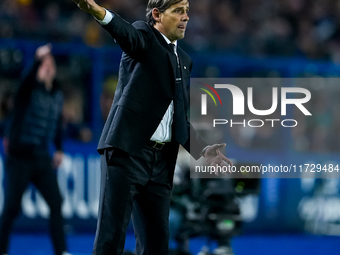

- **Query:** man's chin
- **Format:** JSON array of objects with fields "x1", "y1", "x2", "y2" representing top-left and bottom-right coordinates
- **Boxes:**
[{"x1": 176, "y1": 33, "x2": 185, "y2": 40}]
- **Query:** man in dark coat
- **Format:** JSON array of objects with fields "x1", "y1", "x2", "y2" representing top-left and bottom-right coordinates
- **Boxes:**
[
  {"x1": 0, "y1": 44, "x2": 69, "y2": 255},
  {"x1": 72, "y1": 0, "x2": 232, "y2": 254}
]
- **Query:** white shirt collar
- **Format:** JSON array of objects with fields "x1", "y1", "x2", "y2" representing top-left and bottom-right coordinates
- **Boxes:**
[{"x1": 160, "y1": 32, "x2": 177, "y2": 48}]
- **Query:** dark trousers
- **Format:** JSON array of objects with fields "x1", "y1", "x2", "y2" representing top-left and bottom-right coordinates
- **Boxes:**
[
  {"x1": 92, "y1": 142, "x2": 179, "y2": 255},
  {"x1": 0, "y1": 154, "x2": 66, "y2": 255}
]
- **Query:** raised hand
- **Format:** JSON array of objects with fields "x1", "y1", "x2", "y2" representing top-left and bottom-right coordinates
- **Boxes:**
[
  {"x1": 35, "y1": 43, "x2": 52, "y2": 60},
  {"x1": 71, "y1": 0, "x2": 106, "y2": 20}
]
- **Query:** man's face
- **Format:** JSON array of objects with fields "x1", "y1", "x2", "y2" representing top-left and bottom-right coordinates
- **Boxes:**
[
  {"x1": 154, "y1": 0, "x2": 189, "y2": 42},
  {"x1": 37, "y1": 54, "x2": 56, "y2": 85}
]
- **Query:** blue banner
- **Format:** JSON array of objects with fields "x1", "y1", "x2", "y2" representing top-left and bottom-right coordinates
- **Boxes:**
[{"x1": 1, "y1": 144, "x2": 340, "y2": 234}]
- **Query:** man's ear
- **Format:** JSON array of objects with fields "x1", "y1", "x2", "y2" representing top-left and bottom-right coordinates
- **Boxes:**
[{"x1": 152, "y1": 8, "x2": 161, "y2": 23}]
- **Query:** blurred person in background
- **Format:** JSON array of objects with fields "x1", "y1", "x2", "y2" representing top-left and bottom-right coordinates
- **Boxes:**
[
  {"x1": 62, "y1": 94, "x2": 93, "y2": 143},
  {"x1": 0, "y1": 44, "x2": 70, "y2": 255},
  {"x1": 72, "y1": 0, "x2": 233, "y2": 254}
]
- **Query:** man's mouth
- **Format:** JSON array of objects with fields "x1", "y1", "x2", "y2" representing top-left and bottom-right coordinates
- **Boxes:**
[{"x1": 178, "y1": 25, "x2": 186, "y2": 30}]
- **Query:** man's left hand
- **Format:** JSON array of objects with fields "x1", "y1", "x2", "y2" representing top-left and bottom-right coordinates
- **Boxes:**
[{"x1": 203, "y1": 143, "x2": 233, "y2": 175}]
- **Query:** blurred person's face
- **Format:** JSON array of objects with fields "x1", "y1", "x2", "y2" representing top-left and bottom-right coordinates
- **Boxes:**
[
  {"x1": 37, "y1": 54, "x2": 56, "y2": 88},
  {"x1": 153, "y1": 0, "x2": 189, "y2": 43}
]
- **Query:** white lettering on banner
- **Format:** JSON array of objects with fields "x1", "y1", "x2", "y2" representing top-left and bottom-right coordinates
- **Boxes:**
[
  {"x1": 15, "y1": 153, "x2": 101, "y2": 219},
  {"x1": 0, "y1": 155, "x2": 4, "y2": 215},
  {"x1": 237, "y1": 195, "x2": 259, "y2": 222},
  {"x1": 73, "y1": 155, "x2": 90, "y2": 219},
  {"x1": 58, "y1": 153, "x2": 74, "y2": 219},
  {"x1": 21, "y1": 184, "x2": 57, "y2": 219},
  {"x1": 58, "y1": 154, "x2": 96, "y2": 219},
  {"x1": 21, "y1": 187, "x2": 38, "y2": 218},
  {"x1": 87, "y1": 155, "x2": 101, "y2": 217},
  {"x1": 299, "y1": 197, "x2": 340, "y2": 222}
]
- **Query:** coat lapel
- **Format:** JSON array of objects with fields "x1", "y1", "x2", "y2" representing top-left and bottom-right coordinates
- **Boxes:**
[
  {"x1": 151, "y1": 26, "x2": 178, "y2": 86},
  {"x1": 151, "y1": 26, "x2": 190, "y2": 113},
  {"x1": 178, "y1": 49, "x2": 190, "y2": 114}
]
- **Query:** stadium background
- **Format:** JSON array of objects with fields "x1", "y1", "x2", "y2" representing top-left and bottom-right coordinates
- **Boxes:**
[{"x1": 1, "y1": 0, "x2": 340, "y2": 254}]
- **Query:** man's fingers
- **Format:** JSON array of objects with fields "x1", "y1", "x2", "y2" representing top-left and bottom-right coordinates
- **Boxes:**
[
  {"x1": 208, "y1": 154, "x2": 233, "y2": 167},
  {"x1": 36, "y1": 44, "x2": 52, "y2": 57},
  {"x1": 214, "y1": 151, "x2": 233, "y2": 166},
  {"x1": 209, "y1": 159, "x2": 224, "y2": 176},
  {"x1": 72, "y1": 0, "x2": 91, "y2": 12},
  {"x1": 209, "y1": 159, "x2": 219, "y2": 167},
  {"x1": 221, "y1": 160, "x2": 232, "y2": 174},
  {"x1": 73, "y1": 0, "x2": 82, "y2": 4},
  {"x1": 208, "y1": 155, "x2": 233, "y2": 175},
  {"x1": 220, "y1": 160, "x2": 228, "y2": 175},
  {"x1": 210, "y1": 143, "x2": 226, "y2": 151},
  {"x1": 220, "y1": 153, "x2": 233, "y2": 166}
]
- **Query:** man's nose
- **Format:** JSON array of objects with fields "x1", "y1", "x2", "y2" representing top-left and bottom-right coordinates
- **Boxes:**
[{"x1": 182, "y1": 12, "x2": 189, "y2": 21}]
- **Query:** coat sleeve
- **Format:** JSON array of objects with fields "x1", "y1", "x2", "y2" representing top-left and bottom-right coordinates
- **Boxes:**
[
  {"x1": 101, "y1": 12, "x2": 152, "y2": 57},
  {"x1": 17, "y1": 60, "x2": 41, "y2": 99},
  {"x1": 54, "y1": 92, "x2": 64, "y2": 152},
  {"x1": 182, "y1": 122, "x2": 208, "y2": 160}
]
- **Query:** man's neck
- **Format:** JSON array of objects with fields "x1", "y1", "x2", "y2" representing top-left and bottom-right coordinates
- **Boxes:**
[{"x1": 159, "y1": 31, "x2": 177, "y2": 46}]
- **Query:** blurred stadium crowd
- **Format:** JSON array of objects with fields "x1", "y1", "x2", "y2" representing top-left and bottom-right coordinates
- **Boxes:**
[
  {"x1": 1, "y1": 0, "x2": 340, "y2": 59},
  {"x1": 1, "y1": 0, "x2": 340, "y2": 153}
]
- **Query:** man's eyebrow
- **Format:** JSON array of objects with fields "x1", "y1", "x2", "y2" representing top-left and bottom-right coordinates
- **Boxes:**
[{"x1": 173, "y1": 6, "x2": 190, "y2": 11}]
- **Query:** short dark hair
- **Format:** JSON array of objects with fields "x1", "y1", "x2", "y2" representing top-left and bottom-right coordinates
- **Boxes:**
[{"x1": 146, "y1": 0, "x2": 188, "y2": 26}]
